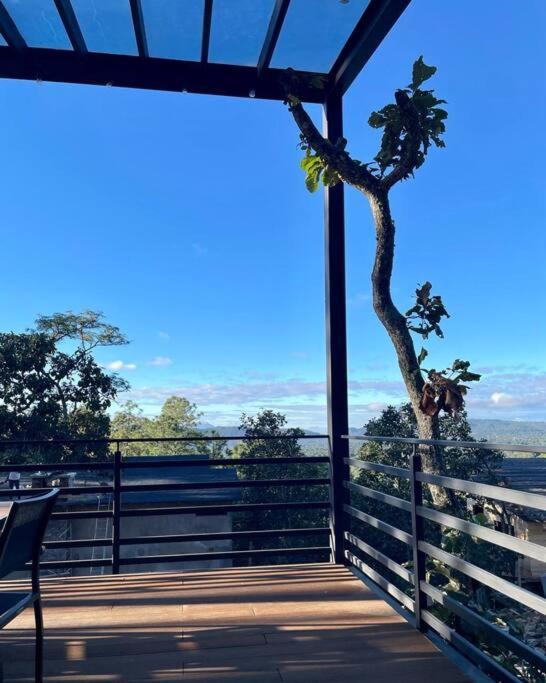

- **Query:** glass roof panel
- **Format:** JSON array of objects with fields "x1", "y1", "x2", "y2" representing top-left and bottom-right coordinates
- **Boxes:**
[
  {"x1": 3, "y1": 0, "x2": 71, "y2": 50},
  {"x1": 71, "y1": 0, "x2": 137, "y2": 55},
  {"x1": 209, "y1": 0, "x2": 274, "y2": 67},
  {"x1": 141, "y1": 0, "x2": 203, "y2": 61},
  {"x1": 0, "y1": 33, "x2": 6, "y2": 46},
  {"x1": 271, "y1": 0, "x2": 370, "y2": 73}
]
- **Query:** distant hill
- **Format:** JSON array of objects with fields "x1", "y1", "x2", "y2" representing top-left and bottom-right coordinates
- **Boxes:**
[
  {"x1": 468, "y1": 419, "x2": 546, "y2": 448},
  {"x1": 198, "y1": 419, "x2": 546, "y2": 453}
]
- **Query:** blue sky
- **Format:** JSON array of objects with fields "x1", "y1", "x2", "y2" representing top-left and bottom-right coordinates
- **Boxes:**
[{"x1": 1, "y1": 1, "x2": 545, "y2": 428}]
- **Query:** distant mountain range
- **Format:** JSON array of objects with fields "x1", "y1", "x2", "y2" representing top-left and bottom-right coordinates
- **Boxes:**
[
  {"x1": 467, "y1": 419, "x2": 546, "y2": 448},
  {"x1": 198, "y1": 419, "x2": 546, "y2": 450}
]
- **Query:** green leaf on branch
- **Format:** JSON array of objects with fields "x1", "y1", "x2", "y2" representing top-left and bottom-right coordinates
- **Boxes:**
[
  {"x1": 406, "y1": 281, "x2": 450, "y2": 340},
  {"x1": 365, "y1": 57, "x2": 447, "y2": 178},
  {"x1": 410, "y1": 56, "x2": 437, "y2": 90},
  {"x1": 300, "y1": 150, "x2": 326, "y2": 193}
]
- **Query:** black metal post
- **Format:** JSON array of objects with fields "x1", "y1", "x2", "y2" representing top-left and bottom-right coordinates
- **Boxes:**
[
  {"x1": 410, "y1": 446, "x2": 427, "y2": 630},
  {"x1": 323, "y1": 94, "x2": 350, "y2": 565},
  {"x1": 112, "y1": 447, "x2": 121, "y2": 575}
]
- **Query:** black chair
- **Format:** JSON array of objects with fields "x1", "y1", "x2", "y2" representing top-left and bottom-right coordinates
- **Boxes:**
[{"x1": 0, "y1": 489, "x2": 59, "y2": 683}]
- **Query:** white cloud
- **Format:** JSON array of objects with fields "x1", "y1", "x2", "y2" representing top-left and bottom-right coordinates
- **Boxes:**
[
  {"x1": 157, "y1": 331, "x2": 170, "y2": 341},
  {"x1": 466, "y1": 370, "x2": 546, "y2": 418},
  {"x1": 118, "y1": 369, "x2": 546, "y2": 425},
  {"x1": 104, "y1": 360, "x2": 137, "y2": 371},
  {"x1": 491, "y1": 392, "x2": 514, "y2": 405},
  {"x1": 148, "y1": 356, "x2": 173, "y2": 367},
  {"x1": 125, "y1": 378, "x2": 403, "y2": 407}
]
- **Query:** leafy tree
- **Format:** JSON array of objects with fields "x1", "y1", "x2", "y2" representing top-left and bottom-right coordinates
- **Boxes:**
[
  {"x1": 110, "y1": 401, "x2": 154, "y2": 455},
  {"x1": 351, "y1": 403, "x2": 504, "y2": 571},
  {"x1": 111, "y1": 396, "x2": 228, "y2": 458},
  {"x1": 0, "y1": 311, "x2": 129, "y2": 463},
  {"x1": 232, "y1": 410, "x2": 328, "y2": 564},
  {"x1": 284, "y1": 59, "x2": 482, "y2": 505}
]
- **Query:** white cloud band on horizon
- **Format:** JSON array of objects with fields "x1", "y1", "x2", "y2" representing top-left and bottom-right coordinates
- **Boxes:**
[
  {"x1": 125, "y1": 377, "x2": 404, "y2": 406},
  {"x1": 120, "y1": 369, "x2": 546, "y2": 424}
]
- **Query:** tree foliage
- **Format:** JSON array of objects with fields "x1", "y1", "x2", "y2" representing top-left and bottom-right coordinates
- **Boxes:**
[
  {"x1": 111, "y1": 396, "x2": 228, "y2": 458},
  {"x1": 0, "y1": 311, "x2": 129, "y2": 463},
  {"x1": 405, "y1": 282, "x2": 481, "y2": 418},
  {"x1": 368, "y1": 56, "x2": 447, "y2": 178},
  {"x1": 232, "y1": 410, "x2": 328, "y2": 564}
]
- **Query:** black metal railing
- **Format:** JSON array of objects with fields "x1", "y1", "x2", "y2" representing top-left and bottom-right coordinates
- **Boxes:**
[
  {"x1": 2, "y1": 432, "x2": 546, "y2": 680},
  {"x1": 342, "y1": 435, "x2": 546, "y2": 683},
  {"x1": 0, "y1": 435, "x2": 331, "y2": 572}
]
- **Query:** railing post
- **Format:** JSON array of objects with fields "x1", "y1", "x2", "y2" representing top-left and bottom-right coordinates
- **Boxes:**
[
  {"x1": 323, "y1": 93, "x2": 350, "y2": 565},
  {"x1": 112, "y1": 446, "x2": 121, "y2": 575},
  {"x1": 410, "y1": 445, "x2": 426, "y2": 631}
]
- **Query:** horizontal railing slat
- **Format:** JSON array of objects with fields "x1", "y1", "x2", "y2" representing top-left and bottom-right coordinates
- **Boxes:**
[
  {"x1": 343, "y1": 434, "x2": 545, "y2": 455},
  {"x1": 52, "y1": 510, "x2": 113, "y2": 520},
  {"x1": 345, "y1": 550, "x2": 415, "y2": 612},
  {"x1": 35, "y1": 558, "x2": 112, "y2": 570},
  {"x1": 122, "y1": 455, "x2": 330, "y2": 468},
  {"x1": 416, "y1": 472, "x2": 546, "y2": 511},
  {"x1": 344, "y1": 504, "x2": 412, "y2": 545},
  {"x1": 420, "y1": 609, "x2": 520, "y2": 683},
  {"x1": 44, "y1": 538, "x2": 113, "y2": 549},
  {"x1": 0, "y1": 485, "x2": 112, "y2": 497},
  {"x1": 421, "y1": 582, "x2": 546, "y2": 672},
  {"x1": 345, "y1": 457, "x2": 410, "y2": 479},
  {"x1": 344, "y1": 480, "x2": 411, "y2": 512},
  {"x1": 0, "y1": 434, "x2": 329, "y2": 446},
  {"x1": 119, "y1": 546, "x2": 330, "y2": 565},
  {"x1": 120, "y1": 527, "x2": 330, "y2": 545},
  {"x1": 0, "y1": 462, "x2": 111, "y2": 472},
  {"x1": 344, "y1": 531, "x2": 413, "y2": 584},
  {"x1": 419, "y1": 541, "x2": 546, "y2": 615},
  {"x1": 417, "y1": 505, "x2": 546, "y2": 563},
  {"x1": 121, "y1": 501, "x2": 330, "y2": 517},
  {"x1": 120, "y1": 477, "x2": 329, "y2": 493}
]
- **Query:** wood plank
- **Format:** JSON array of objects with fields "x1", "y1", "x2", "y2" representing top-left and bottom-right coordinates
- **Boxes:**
[{"x1": 0, "y1": 563, "x2": 469, "y2": 682}]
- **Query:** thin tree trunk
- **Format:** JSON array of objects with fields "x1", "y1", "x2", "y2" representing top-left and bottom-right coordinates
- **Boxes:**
[
  {"x1": 367, "y1": 190, "x2": 449, "y2": 507},
  {"x1": 284, "y1": 98, "x2": 452, "y2": 507}
]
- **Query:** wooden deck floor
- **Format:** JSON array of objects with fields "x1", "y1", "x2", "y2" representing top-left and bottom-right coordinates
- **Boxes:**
[{"x1": 0, "y1": 563, "x2": 469, "y2": 683}]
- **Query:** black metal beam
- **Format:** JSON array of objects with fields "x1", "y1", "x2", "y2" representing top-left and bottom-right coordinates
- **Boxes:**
[
  {"x1": 257, "y1": 0, "x2": 290, "y2": 74},
  {"x1": 201, "y1": 0, "x2": 213, "y2": 63},
  {"x1": 323, "y1": 94, "x2": 350, "y2": 565},
  {"x1": 328, "y1": 0, "x2": 411, "y2": 97},
  {"x1": 0, "y1": 2, "x2": 25, "y2": 49},
  {"x1": 0, "y1": 47, "x2": 326, "y2": 102},
  {"x1": 53, "y1": 0, "x2": 87, "y2": 53},
  {"x1": 129, "y1": 0, "x2": 148, "y2": 58}
]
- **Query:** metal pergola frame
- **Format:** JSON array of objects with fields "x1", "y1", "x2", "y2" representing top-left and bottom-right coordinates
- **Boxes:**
[{"x1": 0, "y1": 0, "x2": 411, "y2": 564}]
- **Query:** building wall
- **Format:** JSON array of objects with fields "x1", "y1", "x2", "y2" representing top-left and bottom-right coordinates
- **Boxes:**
[{"x1": 68, "y1": 511, "x2": 234, "y2": 575}]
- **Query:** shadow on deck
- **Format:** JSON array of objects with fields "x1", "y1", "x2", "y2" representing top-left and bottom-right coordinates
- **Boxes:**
[{"x1": 0, "y1": 563, "x2": 469, "y2": 682}]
